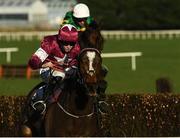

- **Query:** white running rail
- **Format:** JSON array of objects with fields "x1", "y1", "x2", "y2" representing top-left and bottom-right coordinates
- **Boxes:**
[
  {"x1": 101, "y1": 52, "x2": 142, "y2": 71},
  {"x1": 1, "y1": 30, "x2": 180, "y2": 41},
  {"x1": 0, "y1": 47, "x2": 19, "y2": 63}
]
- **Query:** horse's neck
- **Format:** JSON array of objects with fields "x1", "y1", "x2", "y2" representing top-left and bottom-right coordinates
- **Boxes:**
[
  {"x1": 79, "y1": 28, "x2": 104, "y2": 52},
  {"x1": 58, "y1": 81, "x2": 94, "y2": 116},
  {"x1": 61, "y1": 86, "x2": 94, "y2": 115},
  {"x1": 72, "y1": 89, "x2": 94, "y2": 112}
]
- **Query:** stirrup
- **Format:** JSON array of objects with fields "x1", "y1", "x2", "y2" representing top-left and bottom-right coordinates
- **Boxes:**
[
  {"x1": 98, "y1": 101, "x2": 109, "y2": 115},
  {"x1": 32, "y1": 100, "x2": 46, "y2": 114}
]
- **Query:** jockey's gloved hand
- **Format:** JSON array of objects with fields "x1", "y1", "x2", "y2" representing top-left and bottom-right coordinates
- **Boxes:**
[
  {"x1": 54, "y1": 76, "x2": 63, "y2": 83},
  {"x1": 65, "y1": 66, "x2": 78, "y2": 79}
]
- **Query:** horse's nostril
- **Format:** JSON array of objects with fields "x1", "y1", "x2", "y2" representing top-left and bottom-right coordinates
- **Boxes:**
[{"x1": 87, "y1": 70, "x2": 95, "y2": 76}]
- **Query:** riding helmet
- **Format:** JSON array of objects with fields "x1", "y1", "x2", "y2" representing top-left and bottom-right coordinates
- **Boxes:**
[{"x1": 58, "y1": 24, "x2": 78, "y2": 42}]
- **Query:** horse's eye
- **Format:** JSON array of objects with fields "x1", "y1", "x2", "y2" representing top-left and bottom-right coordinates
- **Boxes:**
[
  {"x1": 82, "y1": 58, "x2": 88, "y2": 63},
  {"x1": 93, "y1": 56, "x2": 100, "y2": 62},
  {"x1": 94, "y1": 61, "x2": 100, "y2": 68},
  {"x1": 93, "y1": 60, "x2": 98, "y2": 64}
]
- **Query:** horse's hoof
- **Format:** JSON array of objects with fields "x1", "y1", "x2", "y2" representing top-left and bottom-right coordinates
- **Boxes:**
[{"x1": 21, "y1": 125, "x2": 32, "y2": 137}]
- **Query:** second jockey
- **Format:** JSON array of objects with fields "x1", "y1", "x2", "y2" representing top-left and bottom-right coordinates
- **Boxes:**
[
  {"x1": 28, "y1": 24, "x2": 80, "y2": 113},
  {"x1": 61, "y1": 3, "x2": 98, "y2": 32},
  {"x1": 62, "y1": 3, "x2": 109, "y2": 113}
]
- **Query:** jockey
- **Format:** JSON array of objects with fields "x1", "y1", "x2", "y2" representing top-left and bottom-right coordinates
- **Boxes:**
[
  {"x1": 28, "y1": 24, "x2": 80, "y2": 114},
  {"x1": 61, "y1": 3, "x2": 98, "y2": 32}
]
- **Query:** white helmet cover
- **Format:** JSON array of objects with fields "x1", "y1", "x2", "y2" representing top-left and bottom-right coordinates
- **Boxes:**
[{"x1": 73, "y1": 3, "x2": 90, "y2": 18}]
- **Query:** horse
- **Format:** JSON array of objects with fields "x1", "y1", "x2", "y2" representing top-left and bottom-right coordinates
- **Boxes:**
[
  {"x1": 20, "y1": 47, "x2": 103, "y2": 136},
  {"x1": 44, "y1": 48, "x2": 103, "y2": 136}
]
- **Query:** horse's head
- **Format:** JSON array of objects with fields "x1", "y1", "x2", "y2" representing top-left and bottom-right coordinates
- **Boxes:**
[
  {"x1": 78, "y1": 48, "x2": 102, "y2": 96},
  {"x1": 78, "y1": 24, "x2": 104, "y2": 52}
]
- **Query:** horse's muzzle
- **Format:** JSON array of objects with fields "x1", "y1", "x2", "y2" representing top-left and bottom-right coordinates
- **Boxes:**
[
  {"x1": 85, "y1": 76, "x2": 97, "y2": 84},
  {"x1": 88, "y1": 91, "x2": 97, "y2": 97},
  {"x1": 87, "y1": 70, "x2": 95, "y2": 76}
]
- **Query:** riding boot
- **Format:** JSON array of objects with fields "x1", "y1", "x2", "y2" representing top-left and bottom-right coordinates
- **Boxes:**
[
  {"x1": 97, "y1": 80, "x2": 109, "y2": 114},
  {"x1": 31, "y1": 81, "x2": 56, "y2": 114},
  {"x1": 46, "y1": 76, "x2": 64, "y2": 104}
]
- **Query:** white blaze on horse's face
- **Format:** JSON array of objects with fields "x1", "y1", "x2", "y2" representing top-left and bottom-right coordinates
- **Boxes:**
[{"x1": 86, "y1": 51, "x2": 96, "y2": 76}]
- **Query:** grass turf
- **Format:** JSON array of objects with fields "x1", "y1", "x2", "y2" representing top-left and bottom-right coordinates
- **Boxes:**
[{"x1": 0, "y1": 38, "x2": 180, "y2": 95}]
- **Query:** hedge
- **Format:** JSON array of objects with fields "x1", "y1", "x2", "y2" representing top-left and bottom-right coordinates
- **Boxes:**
[{"x1": 0, "y1": 94, "x2": 179, "y2": 136}]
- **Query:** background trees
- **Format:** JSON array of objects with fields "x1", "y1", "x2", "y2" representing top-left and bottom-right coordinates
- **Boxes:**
[{"x1": 78, "y1": 0, "x2": 180, "y2": 30}]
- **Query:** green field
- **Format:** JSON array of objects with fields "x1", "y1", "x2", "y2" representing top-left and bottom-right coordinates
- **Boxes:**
[{"x1": 1, "y1": 38, "x2": 180, "y2": 95}]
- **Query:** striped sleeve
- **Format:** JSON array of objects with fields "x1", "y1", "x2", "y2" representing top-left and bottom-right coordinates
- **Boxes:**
[{"x1": 34, "y1": 48, "x2": 48, "y2": 62}]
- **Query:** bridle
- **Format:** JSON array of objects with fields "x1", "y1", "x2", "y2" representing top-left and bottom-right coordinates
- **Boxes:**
[
  {"x1": 78, "y1": 48, "x2": 101, "y2": 97},
  {"x1": 79, "y1": 48, "x2": 101, "y2": 58}
]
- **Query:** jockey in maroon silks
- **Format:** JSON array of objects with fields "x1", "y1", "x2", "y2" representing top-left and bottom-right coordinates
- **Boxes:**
[{"x1": 28, "y1": 24, "x2": 80, "y2": 114}]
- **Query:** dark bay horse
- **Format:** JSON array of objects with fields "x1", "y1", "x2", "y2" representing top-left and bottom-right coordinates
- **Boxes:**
[
  {"x1": 44, "y1": 25, "x2": 105, "y2": 136},
  {"x1": 44, "y1": 48, "x2": 103, "y2": 136}
]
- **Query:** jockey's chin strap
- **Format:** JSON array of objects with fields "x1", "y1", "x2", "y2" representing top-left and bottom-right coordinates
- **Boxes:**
[{"x1": 56, "y1": 102, "x2": 94, "y2": 119}]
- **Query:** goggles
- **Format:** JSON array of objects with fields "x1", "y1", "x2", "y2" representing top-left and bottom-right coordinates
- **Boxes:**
[
  {"x1": 74, "y1": 17, "x2": 87, "y2": 22},
  {"x1": 60, "y1": 41, "x2": 76, "y2": 46}
]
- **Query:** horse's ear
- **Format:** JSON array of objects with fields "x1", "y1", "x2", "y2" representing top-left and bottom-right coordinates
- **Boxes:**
[{"x1": 89, "y1": 21, "x2": 99, "y2": 30}]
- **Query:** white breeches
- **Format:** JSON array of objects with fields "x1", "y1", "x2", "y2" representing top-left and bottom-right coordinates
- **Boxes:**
[{"x1": 39, "y1": 67, "x2": 65, "y2": 83}]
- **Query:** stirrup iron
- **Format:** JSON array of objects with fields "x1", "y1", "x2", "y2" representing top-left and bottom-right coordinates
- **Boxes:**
[
  {"x1": 32, "y1": 100, "x2": 46, "y2": 114},
  {"x1": 98, "y1": 101, "x2": 109, "y2": 115}
]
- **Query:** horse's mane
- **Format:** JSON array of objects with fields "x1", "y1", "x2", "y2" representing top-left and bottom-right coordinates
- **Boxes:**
[{"x1": 78, "y1": 24, "x2": 104, "y2": 52}]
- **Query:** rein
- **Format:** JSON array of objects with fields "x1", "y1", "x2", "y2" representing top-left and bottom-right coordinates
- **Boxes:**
[
  {"x1": 56, "y1": 76, "x2": 97, "y2": 119},
  {"x1": 57, "y1": 102, "x2": 94, "y2": 118},
  {"x1": 54, "y1": 48, "x2": 101, "y2": 118}
]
